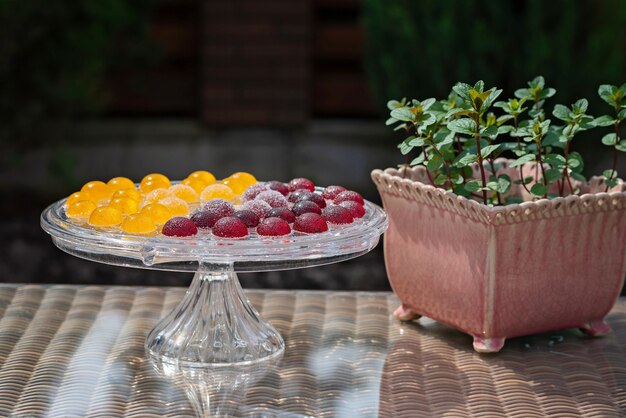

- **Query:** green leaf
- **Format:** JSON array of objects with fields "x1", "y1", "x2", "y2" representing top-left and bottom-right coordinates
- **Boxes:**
[
  {"x1": 447, "y1": 118, "x2": 477, "y2": 135},
  {"x1": 619, "y1": 108, "x2": 626, "y2": 121},
  {"x1": 420, "y1": 98, "x2": 436, "y2": 110},
  {"x1": 540, "y1": 88, "x2": 556, "y2": 99},
  {"x1": 427, "y1": 154, "x2": 443, "y2": 171},
  {"x1": 480, "y1": 126, "x2": 498, "y2": 137},
  {"x1": 604, "y1": 169, "x2": 618, "y2": 180},
  {"x1": 543, "y1": 153, "x2": 566, "y2": 167},
  {"x1": 433, "y1": 173, "x2": 448, "y2": 186},
  {"x1": 509, "y1": 154, "x2": 536, "y2": 167},
  {"x1": 445, "y1": 108, "x2": 472, "y2": 118},
  {"x1": 544, "y1": 168, "x2": 562, "y2": 184},
  {"x1": 408, "y1": 137, "x2": 425, "y2": 147},
  {"x1": 385, "y1": 117, "x2": 397, "y2": 126},
  {"x1": 573, "y1": 98, "x2": 588, "y2": 113},
  {"x1": 455, "y1": 152, "x2": 478, "y2": 166},
  {"x1": 481, "y1": 144, "x2": 501, "y2": 158},
  {"x1": 495, "y1": 174, "x2": 511, "y2": 193},
  {"x1": 552, "y1": 104, "x2": 571, "y2": 121},
  {"x1": 598, "y1": 84, "x2": 617, "y2": 106},
  {"x1": 571, "y1": 172, "x2": 586, "y2": 182},
  {"x1": 390, "y1": 107, "x2": 416, "y2": 122},
  {"x1": 616, "y1": 141, "x2": 626, "y2": 152},
  {"x1": 452, "y1": 82, "x2": 472, "y2": 100},
  {"x1": 410, "y1": 153, "x2": 425, "y2": 166},
  {"x1": 398, "y1": 137, "x2": 416, "y2": 155},
  {"x1": 568, "y1": 152, "x2": 584, "y2": 171},
  {"x1": 594, "y1": 115, "x2": 615, "y2": 127},
  {"x1": 464, "y1": 180, "x2": 482, "y2": 192},
  {"x1": 530, "y1": 183, "x2": 548, "y2": 197},
  {"x1": 602, "y1": 133, "x2": 617, "y2": 146}
]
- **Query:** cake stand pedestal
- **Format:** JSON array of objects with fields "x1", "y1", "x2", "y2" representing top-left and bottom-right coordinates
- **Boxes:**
[{"x1": 41, "y1": 189, "x2": 387, "y2": 368}]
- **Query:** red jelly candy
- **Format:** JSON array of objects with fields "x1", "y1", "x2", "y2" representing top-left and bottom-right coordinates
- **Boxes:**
[
  {"x1": 340, "y1": 201, "x2": 366, "y2": 218},
  {"x1": 257, "y1": 217, "x2": 291, "y2": 236},
  {"x1": 322, "y1": 205, "x2": 354, "y2": 224},
  {"x1": 233, "y1": 209, "x2": 260, "y2": 227},
  {"x1": 266, "y1": 207, "x2": 296, "y2": 223},
  {"x1": 288, "y1": 177, "x2": 315, "y2": 192},
  {"x1": 294, "y1": 213, "x2": 328, "y2": 233},
  {"x1": 333, "y1": 190, "x2": 364, "y2": 206},
  {"x1": 162, "y1": 217, "x2": 198, "y2": 237},
  {"x1": 292, "y1": 200, "x2": 322, "y2": 216},
  {"x1": 322, "y1": 185, "x2": 347, "y2": 200},
  {"x1": 212, "y1": 216, "x2": 249, "y2": 238}
]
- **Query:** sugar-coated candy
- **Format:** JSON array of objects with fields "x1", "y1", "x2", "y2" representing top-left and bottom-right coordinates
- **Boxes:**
[
  {"x1": 296, "y1": 192, "x2": 326, "y2": 208},
  {"x1": 162, "y1": 217, "x2": 198, "y2": 237},
  {"x1": 144, "y1": 188, "x2": 172, "y2": 205},
  {"x1": 292, "y1": 201, "x2": 322, "y2": 216},
  {"x1": 121, "y1": 214, "x2": 157, "y2": 236},
  {"x1": 322, "y1": 185, "x2": 347, "y2": 200},
  {"x1": 88, "y1": 206, "x2": 123, "y2": 228},
  {"x1": 287, "y1": 189, "x2": 312, "y2": 203},
  {"x1": 108, "y1": 197, "x2": 140, "y2": 215},
  {"x1": 200, "y1": 184, "x2": 235, "y2": 202},
  {"x1": 241, "y1": 200, "x2": 272, "y2": 218},
  {"x1": 203, "y1": 199, "x2": 235, "y2": 218},
  {"x1": 257, "y1": 217, "x2": 291, "y2": 236},
  {"x1": 140, "y1": 173, "x2": 171, "y2": 194},
  {"x1": 190, "y1": 210, "x2": 221, "y2": 229},
  {"x1": 294, "y1": 213, "x2": 328, "y2": 233},
  {"x1": 333, "y1": 190, "x2": 364, "y2": 206},
  {"x1": 188, "y1": 170, "x2": 216, "y2": 186},
  {"x1": 267, "y1": 181, "x2": 289, "y2": 196},
  {"x1": 107, "y1": 177, "x2": 136, "y2": 191},
  {"x1": 339, "y1": 201, "x2": 365, "y2": 218},
  {"x1": 233, "y1": 209, "x2": 260, "y2": 227},
  {"x1": 169, "y1": 184, "x2": 199, "y2": 203},
  {"x1": 81, "y1": 181, "x2": 113, "y2": 202},
  {"x1": 266, "y1": 207, "x2": 296, "y2": 224},
  {"x1": 288, "y1": 178, "x2": 315, "y2": 192},
  {"x1": 158, "y1": 197, "x2": 189, "y2": 217},
  {"x1": 66, "y1": 200, "x2": 97, "y2": 219},
  {"x1": 255, "y1": 190, "x2": 288, "y2": 208},
  {"x1": 112, "y1": 188, "x2": 142, "y2": 203},
  {"x1": 242, "y1": 183, "x2": 269, "y2": 201},
  {"x1": 141, "y1": 203, "x2": 173, "y2": 225},
  {"x1": 322, "y1": 205, "x2": 354, "y2": 224},
  {"x1": 212, "y1": 216, "x2": 249, "y2": 238}
]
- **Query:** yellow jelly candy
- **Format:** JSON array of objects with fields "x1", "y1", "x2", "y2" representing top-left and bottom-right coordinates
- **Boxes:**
[
  {"x1": 121, "y1": 214, "x2": 157, "y2": 236},
  {"x1": 141, "y1": 203, "x2": 173, "y2": 225},
  {"x1": 200, "y1": 184, "x2": 235, "y2": 201},
  {"x1": 108, "y1": 197, "x2": 140, "y2": 215},
  {"x1": 67, "y1": 191, "x2": 95, "y2": 206},
  {"x1": 144, "y1": 188, "x2": 173, "y2": 205},
  {"x1": 88, "y1": 206, "x2": 123, "y2": 228},
  {"x1": 182, "y1": 177, "x2": 206, "y2": 194},
  {"x1": 158, "y1": 196, "x2": 189, "y2": 217},
  {"x1": 169, "y1": 184, "x2": 199, "y2": 203},
  {"x1": 107, "y1": 177, "x2": 136, "y2": 191},
  {"x1": 112, "y1": 188, "x2": 142, "y2": 203},
  {"x1": 140, "y1": 173, "x2": 171, "y2": 194},
  {"x1": 231, "y1": 172, "x2": 257, "y2": 188},
  {"x1": 188, "y1": 170, "x2": 216, "y2": 186},
  {"x1": 81, "y1": 181, "x2": 114, "y2": 202},
  {"x1": 66, "y1": 200, "x2": 97, "y2": 219}
]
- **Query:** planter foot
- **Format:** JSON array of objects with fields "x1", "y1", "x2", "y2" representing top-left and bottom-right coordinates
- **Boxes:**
[
  {"x1": 580, "y1": 319, "x2": 612, "y2": 337},
  {"x1": 393, "y1": 304, "x2": 422, "y2": 321},
  {"x1": 472, "y1": 336, "x2": 505, "y2": 353}
]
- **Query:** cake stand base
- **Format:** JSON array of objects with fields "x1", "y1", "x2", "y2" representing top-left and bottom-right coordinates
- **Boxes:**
[{"x1": 145, "y1": 264, "x2": 284, "y2": 368}]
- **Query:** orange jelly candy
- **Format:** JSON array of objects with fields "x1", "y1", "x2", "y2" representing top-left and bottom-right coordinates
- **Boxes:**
[
  {"x1": 107, "y1": 177, "x2": 136, "y2": 191},
  {"x1": 188, "y1": 170, "x2": 216, "y2": 186},
  {"x1": 81, "y1": 181, "x2": 114, "y2": 202},
  {"x1": 158, "y1": 196, "x2": 189, "y2": 217},
  {"x1": 121, "y1": 214, "x2": 157, "y2": 236},
  {"x1": 66, "y1": 200, "x2": 97, "y2": 219},
  {"x1": 140, "y1": 173, "x2": 171, "y2": 194},
  {"x1": 169, "y1": 184, "x2": 199, "y2": 203},
  {"x1": 112, "y1": 188, "x2": 142, "y2": 203},
  {"x1": 88, "y1": 206, "x2": 123, "y2": 228},
  {"x1": 141, "y1": 203, "x2": 173, "y2": 225},
  {"x1": 67, "y1": 191, "x2": 96, "y2": 206},
  {"x1": 108, "y1": 197, "x2": 140, "y2": 215},
  {"x1": 200, "y1": 184, "x2": 235, "y2": 201},
  {"x1": 182, "y1": 177, "x2": 206, "y2": 194}
]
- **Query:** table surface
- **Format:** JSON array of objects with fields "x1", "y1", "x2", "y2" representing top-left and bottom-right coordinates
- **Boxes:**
[{"x1": 0, "y1": 285, "x2": 625, "y2": 418}]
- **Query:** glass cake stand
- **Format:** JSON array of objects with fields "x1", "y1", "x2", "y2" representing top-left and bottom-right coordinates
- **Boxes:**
[{"x1": 41, "y1": 188, "x2": 387, "y2": 369}]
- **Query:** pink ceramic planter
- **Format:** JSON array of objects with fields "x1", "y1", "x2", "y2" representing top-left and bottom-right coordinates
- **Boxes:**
[{"x1": 372, "y1": 161, "x2": 626, "y2": 353}]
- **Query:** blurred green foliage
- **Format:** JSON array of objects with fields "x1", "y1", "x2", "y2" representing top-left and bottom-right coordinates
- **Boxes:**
[
  {"x1": 0, "y1": 0, "x2": 156, "y2": 148},
  {"x1": 363, "y1": 0, "x2": 626, "y2": 113}
]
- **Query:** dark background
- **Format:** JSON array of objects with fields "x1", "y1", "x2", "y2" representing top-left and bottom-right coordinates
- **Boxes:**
[{"x1": 1, "y1": 0, "x2": 626, "y2": 291}]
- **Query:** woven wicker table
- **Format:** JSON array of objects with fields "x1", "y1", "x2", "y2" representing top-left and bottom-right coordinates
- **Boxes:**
[{"x1": 0, "y1": 284, "x2": 625, "y2": 418}]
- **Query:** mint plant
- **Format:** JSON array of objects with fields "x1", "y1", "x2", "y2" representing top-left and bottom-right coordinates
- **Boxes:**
[{"x1": 386, "y1": 76, "x2": 624, "y2": 206}]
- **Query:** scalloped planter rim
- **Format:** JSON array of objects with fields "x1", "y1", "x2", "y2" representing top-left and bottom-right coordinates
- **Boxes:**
[{"x1": 371, "y1": 163, "x2": 626, "y2": 353}]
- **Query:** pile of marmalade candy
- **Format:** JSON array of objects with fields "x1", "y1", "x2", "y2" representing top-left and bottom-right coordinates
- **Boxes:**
[{"x1": 63, "y1": 171, "x2": 366, "y2": 238}]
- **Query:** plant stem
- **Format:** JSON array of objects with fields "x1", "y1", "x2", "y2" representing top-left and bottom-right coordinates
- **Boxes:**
[
  {"x1": 421, "y1": 145, "x2": 436, "y2": 186},
  {"x1": 536, "y1": 137, "x2": 548, "y2": 199},
  {"x1": 487, "y1": 147, "x2": 502, "y2": 205},
  {"x1": 513, "y1": 115, "x2": 532, "y2": 195},
  {"x1": 474, "y1": 115, "x2": 488, "y2": 205},
  {"x1": 605, "y1": 115, "x2": 621, "y2": 192},
  {"x1": 561, "y1": 141, "x2": 574, "y2": 195},
  {"x1": 428, "y1": 137, "x2": 452, "y2": 189}
]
